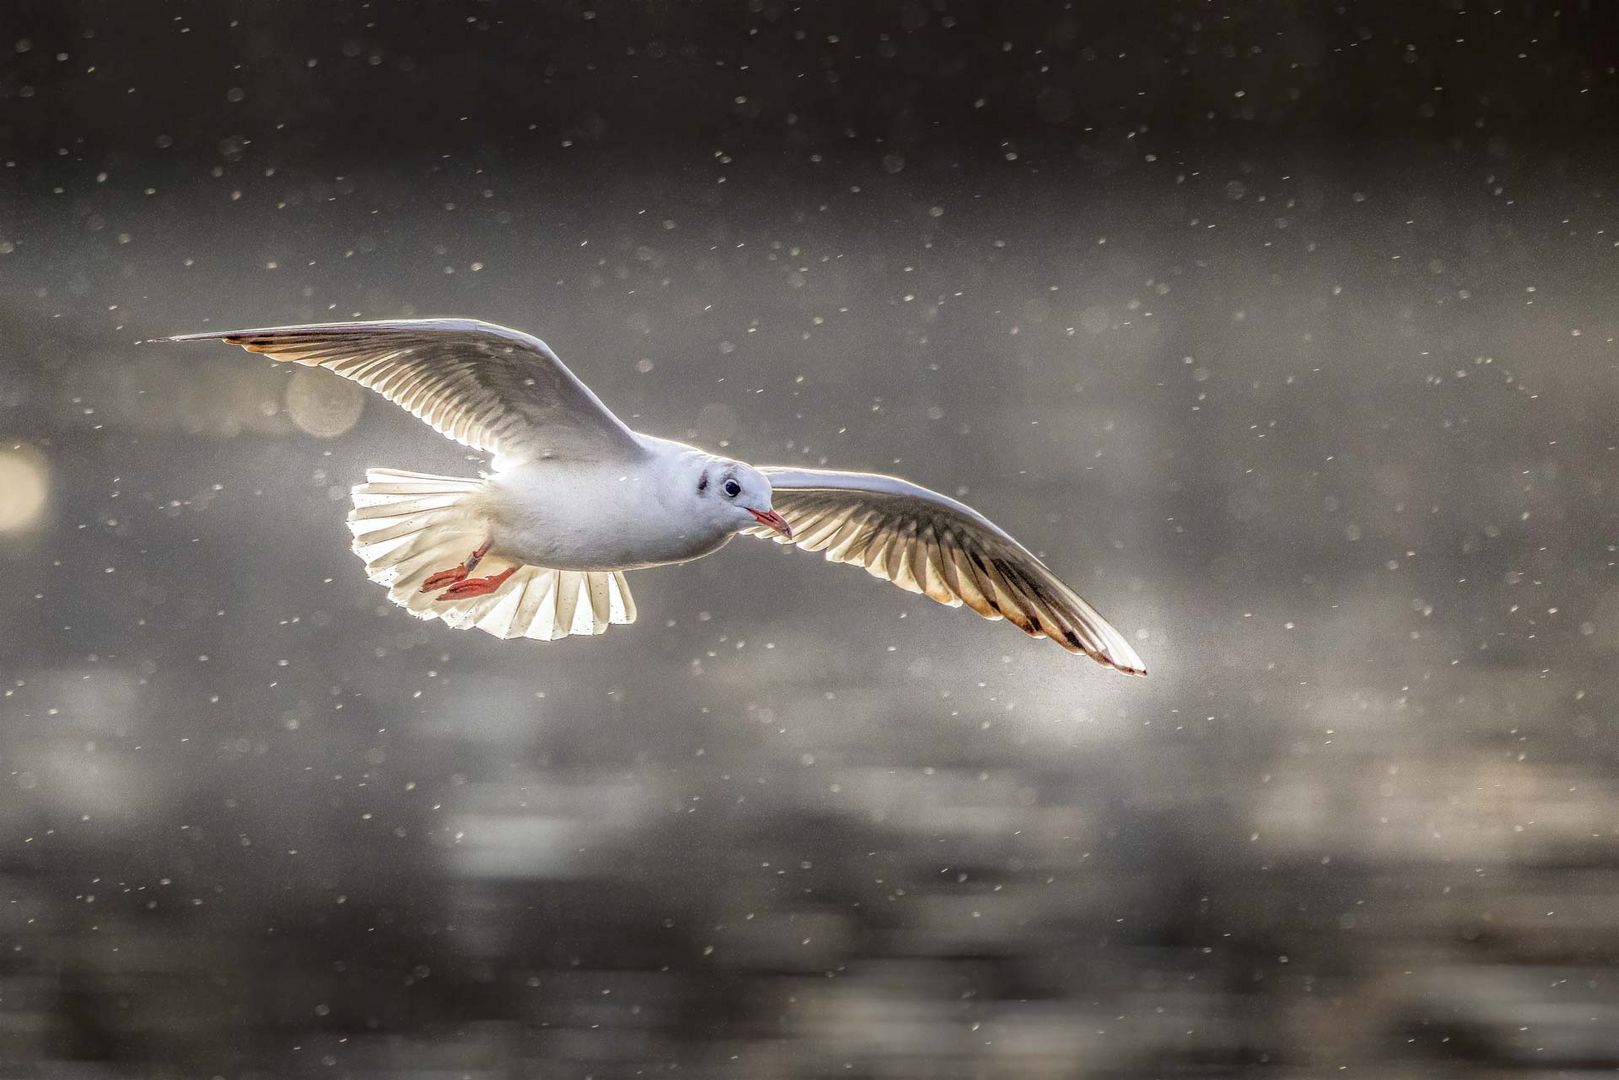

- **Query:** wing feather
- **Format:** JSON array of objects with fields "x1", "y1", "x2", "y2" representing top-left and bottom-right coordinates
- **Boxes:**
[
  {"x1": 171, "y1": 318, "x2": 643, "y2": 465},
  {"x1": 749, "y1": 467, "x2": 1146, "y2": 675},
  {"x1": 799, "y1": 512, "x2": 845, "y2": 552},
  {"x1": 893, "y1": 520, "x2": 927, "y2": 595},
  {"x1": 936, "y1": 533, "x2": 990, "y2": 617}
]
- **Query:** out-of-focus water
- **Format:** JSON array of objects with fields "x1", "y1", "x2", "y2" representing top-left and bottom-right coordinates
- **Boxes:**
[{"x1": 5, "y1": 3, "x2": 1619, "y2": 1077}]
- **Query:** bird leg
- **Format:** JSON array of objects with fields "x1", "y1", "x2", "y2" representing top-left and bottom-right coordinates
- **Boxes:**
[
  {"x1": 421, "y1": 540, "x2": 491, "y2": 593},
  {"x1": 435, "y1": 565, "x2": 515, "y2": 601}
]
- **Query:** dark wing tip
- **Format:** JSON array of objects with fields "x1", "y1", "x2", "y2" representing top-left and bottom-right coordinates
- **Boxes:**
[
  {"x1": 1099, "y1": 651, "x2": 1149, "y2": 676},
  {"x1": 1060, "y1": 626, "x2": 1148, "y2": 676},
  {"x1": 164, "y1": 330, "x2": 290, "y2": 352},
  {"x1": 164, "y1": 330, "x2": 247, "y2": 344}
]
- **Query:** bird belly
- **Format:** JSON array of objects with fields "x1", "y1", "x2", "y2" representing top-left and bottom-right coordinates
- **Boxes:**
[
  {"x1": 500, "y1": 519, "x2": 732, "y2": 571},
  {"x1": 483, "y1": 468, "x2": 731, "y2": 571}
]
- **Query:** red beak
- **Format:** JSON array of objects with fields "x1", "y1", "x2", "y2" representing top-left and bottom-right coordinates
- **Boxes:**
[{"x1": 749, "y1": 508, "x2": 793, "y2": 539}]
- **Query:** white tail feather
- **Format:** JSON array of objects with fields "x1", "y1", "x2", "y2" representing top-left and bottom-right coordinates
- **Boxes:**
[{"x1": 346, "y1": 468, "x2": 636, "y2": 640}]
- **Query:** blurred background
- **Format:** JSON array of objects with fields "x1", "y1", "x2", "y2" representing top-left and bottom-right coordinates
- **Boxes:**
[{"x1": 4, "y1": 1, "x2": 1619, "y2": 1076}]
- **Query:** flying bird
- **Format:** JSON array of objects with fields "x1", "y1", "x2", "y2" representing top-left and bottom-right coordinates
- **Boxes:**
[{"x1": 172, "y1": 319, "x2": 1146, "y2": 675}]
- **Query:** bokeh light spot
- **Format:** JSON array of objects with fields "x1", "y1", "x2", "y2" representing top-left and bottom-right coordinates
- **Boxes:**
[
  {"x1": 285, "y1": 369, "x2": 365, "y2": 438},
  {"x1": 0, "y1": 443, "x2": 49, "y2": 533}
]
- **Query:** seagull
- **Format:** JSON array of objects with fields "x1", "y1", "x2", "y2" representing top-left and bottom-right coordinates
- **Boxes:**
[{"x1": 171, "y1": 319, "x2": 1146, "y2": 675}]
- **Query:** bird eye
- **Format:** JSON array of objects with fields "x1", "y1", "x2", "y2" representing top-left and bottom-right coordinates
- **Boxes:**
[{"x1": 722, "y1": 478, "x2": 742, "y2": 498}]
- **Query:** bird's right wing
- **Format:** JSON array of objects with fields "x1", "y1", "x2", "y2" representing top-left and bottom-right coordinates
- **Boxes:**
[
  {"x1": 171, "y1": 319, "x2": 644, "y2": 465},
  {"x1": 746, "y1": 467, "x2": 1146, "y2": 675}
]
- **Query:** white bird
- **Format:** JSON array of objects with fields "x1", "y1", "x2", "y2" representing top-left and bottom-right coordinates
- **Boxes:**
[{"x1": 172, "y1": 319, "x2": 1146, "y2": 675}]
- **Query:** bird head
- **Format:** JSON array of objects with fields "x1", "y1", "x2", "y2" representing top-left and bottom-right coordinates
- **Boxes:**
[{"x1": 692, "y1": 459, "x2": 791, "y2": 539}]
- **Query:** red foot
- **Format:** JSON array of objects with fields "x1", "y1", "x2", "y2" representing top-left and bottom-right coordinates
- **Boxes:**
[
  {"x1": 421, "y1": 541, "x2": 492, "y2": 593},
  {"x1": 435, "y1": 565, "x2": 515, "y2": 601},
  {"x1": 422, "y1": 565, "x2": 468, "y2": 591}
]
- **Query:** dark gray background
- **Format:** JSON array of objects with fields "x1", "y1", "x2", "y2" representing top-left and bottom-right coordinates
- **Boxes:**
[{"x1": 4, "y1": 1, "x2": 1619, "y2": 1076}]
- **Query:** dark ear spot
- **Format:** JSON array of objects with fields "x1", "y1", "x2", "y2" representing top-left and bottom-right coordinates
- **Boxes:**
[{"x1": 697, "y1": 469, "x2": 709, "y2": 493}]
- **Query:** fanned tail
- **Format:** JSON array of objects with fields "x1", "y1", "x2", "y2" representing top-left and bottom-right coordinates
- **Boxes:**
[{"x1": 346, "y1": 467, "x2": 636, "y2": 640}]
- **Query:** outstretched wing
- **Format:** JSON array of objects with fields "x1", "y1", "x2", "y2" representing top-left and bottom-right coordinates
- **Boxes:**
[
  {"x1": 746, "y1": 467, "x2": 1146, "y2": 675},
  {"x1": 171, "y1": 318, "x2": 644, "y2": 464}
]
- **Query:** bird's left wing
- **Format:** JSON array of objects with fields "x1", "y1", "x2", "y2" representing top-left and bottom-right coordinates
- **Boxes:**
[
  {"x1": 746, "y1": 467, "x2": 1146, "y2": 675},
  {"x1": 171, "y1": 319, "x2": 644, "y2": 465}
]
